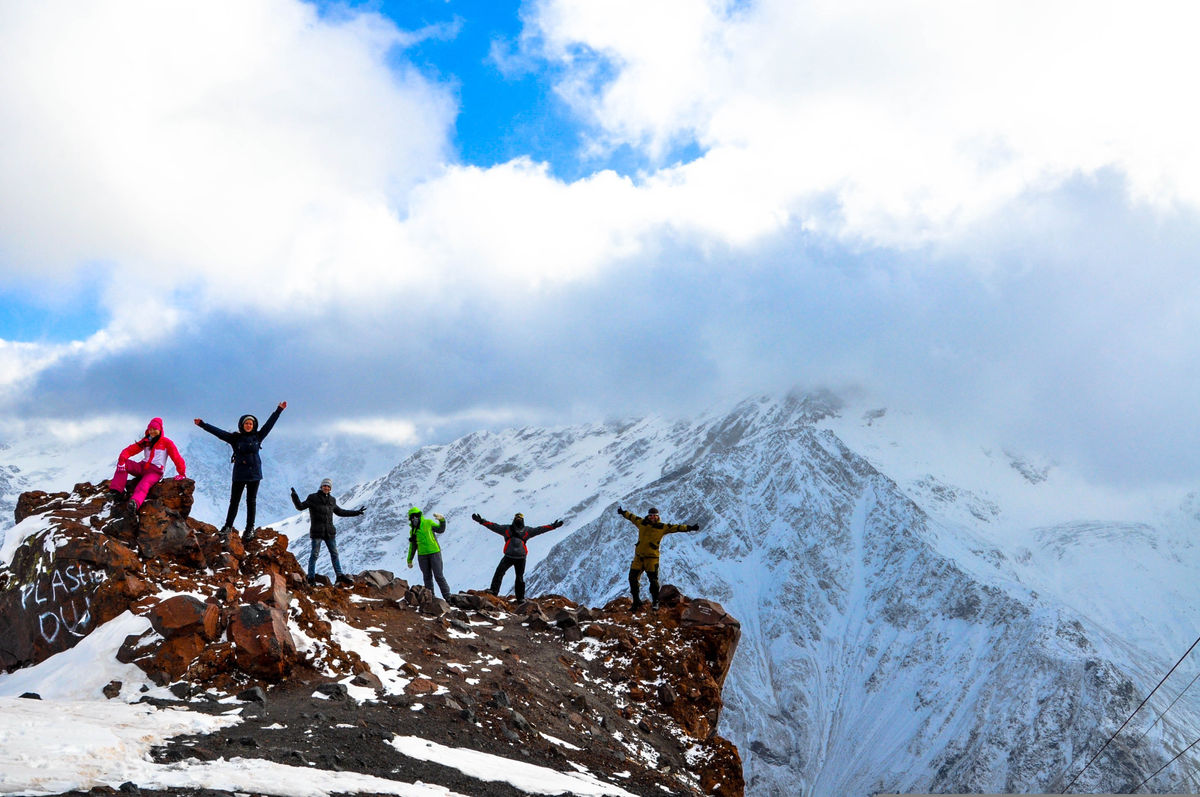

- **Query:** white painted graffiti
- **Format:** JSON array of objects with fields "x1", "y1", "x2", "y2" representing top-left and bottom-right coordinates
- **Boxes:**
[{"x1": 19, "y1": 563, "x2": 108, "y2": 644}]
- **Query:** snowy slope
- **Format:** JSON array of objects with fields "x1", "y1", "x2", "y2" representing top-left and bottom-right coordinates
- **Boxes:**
[{"x1": 310, "y1": 391, "x2": 1200, "y2": 796}]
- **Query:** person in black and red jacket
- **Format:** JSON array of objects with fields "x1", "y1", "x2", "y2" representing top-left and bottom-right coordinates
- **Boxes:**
[{"x1": 471, "y1": 511, "x2": 563, "y2": 603}]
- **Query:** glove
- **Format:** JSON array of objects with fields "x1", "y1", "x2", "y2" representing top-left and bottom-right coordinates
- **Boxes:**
[
  {"x1": 553, "y1": 519, "x2": 564, "y2": 528},
  {"x1": 193, "y1": 418, "x2": 202, "y2": 426},
  {"x1": 616, "y1": 506, "x2": 623, "y2": 515},
  {"x1": 290, "y1": 487, "x2": 298, "y2": 496},
  {"x1": 471, "y1": 513, "x2": 482, "y2": 522},
  {"x1": 689, "y1": 524, "x2": 700, "y2": 531}
]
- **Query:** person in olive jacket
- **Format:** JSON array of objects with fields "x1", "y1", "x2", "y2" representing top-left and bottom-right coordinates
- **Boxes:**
[
  {"x1": 291, "y1": 478, "x2": 365, "y2": 585},
  {"x1": 617, "y1": 505, "x2": 700, "y2": 611},
  {"x1": 471, "y1": 511, "x2": 563, "y2": 603},
  {"x1": 194, "y1": 401, "x2": 286, "y2": 544}
]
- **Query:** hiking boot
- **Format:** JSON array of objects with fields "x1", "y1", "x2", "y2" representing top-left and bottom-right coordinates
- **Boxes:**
[
  {"x1": 306, "y1": 574, "x2": 319, "y2": 586},
  {"x1": 630, "y1": 599, "x2": 643, "y2": 612},
  {"x1": 335, "y1": 574, "x2": 353, "y2": 586},
  {"x1": 241, "y1": 531, "x2": 254, "y2": 546}
]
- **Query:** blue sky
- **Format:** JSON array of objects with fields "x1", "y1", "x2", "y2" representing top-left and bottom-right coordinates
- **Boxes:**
[{"x1": 2, "y1": 0, "x2": 1200, "y2": 490}]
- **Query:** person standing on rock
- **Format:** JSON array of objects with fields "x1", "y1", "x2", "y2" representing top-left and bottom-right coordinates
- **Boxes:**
[
  {"x1": 109, "y1": 417, "x2": 187, "y2": 516},
  {"x1": 470, "y1": 511, "x2": 563, "y2": 603},
  {"x1": 617, "y1": 506, "x2": 700, "y2": 611},
  {"x1": 406, "y1": 506, "x2": 451, "y2": 600},
  {"x1": 193, "y1": 401, "x2": 286, "y2": 544},
  {"x1": 291, "y1": 478, "x2": 366, "y2": 586}
]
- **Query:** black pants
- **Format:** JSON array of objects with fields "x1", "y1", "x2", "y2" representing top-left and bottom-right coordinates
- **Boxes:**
[
  {"x1": 224, "y1": 479, "x2": 259, "y2": 533},
  {"x1": 490, "y1": 555, "x2": 527, "y2": 602},
  {"x1": 629, "y1": 565, "x2": 660, "y2": 605}
]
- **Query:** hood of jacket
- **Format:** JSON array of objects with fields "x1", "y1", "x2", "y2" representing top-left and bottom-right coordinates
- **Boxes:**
[{"x1": 238, "y1": 414, "x2": 259, "y2": 433}]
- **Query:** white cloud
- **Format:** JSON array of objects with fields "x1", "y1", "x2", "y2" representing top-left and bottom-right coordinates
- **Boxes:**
[
  {"x1": 527, "y1": 0, "x2": 1200, "y2": 246},
  {"x1": 0, "y1": 0, "x2": 455, "y2": 315}
]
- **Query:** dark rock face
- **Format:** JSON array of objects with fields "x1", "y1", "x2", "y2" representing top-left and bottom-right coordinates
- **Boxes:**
[{"x1": 1, "y1": 481, "x2": 745, "y2": 796}]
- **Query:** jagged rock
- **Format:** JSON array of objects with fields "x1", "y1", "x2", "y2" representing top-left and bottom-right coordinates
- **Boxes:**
[
  {"x1": 447, "y1": 592, "x2": 484, "y2": 610},
  {"x1": 657, "y1": 584, "x2": 683, "y2": 606},
  {"x1": 237, "y1": 686, "x2": 267, "y2": 704},
  {"x1": 351, "y1": 670, "x2": 383, "y2": 692},
  {"x1": 314, "y1": 683, "x2": 350, "y2": 700},
  {"x1": 103, "y1": 680, "x2": 122, "y2": 699},
  {"x1": 228, "y1": 602, "x2": 297, "y2": 680},
  {"x1": 419, "y1": 597, "x2": 450, "y2": 617},
  {"x1": 148, "y1": 595, "x2": 220, "y2": 641},
  {"x1": 242, "y1": 571, "x2": 291, "y2": 610}
]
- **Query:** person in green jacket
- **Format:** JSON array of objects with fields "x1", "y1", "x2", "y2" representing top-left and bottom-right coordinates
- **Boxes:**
[
  {"x1": 617, "y1": 505, "x2": 700, "y2": 611},
  {"x1": 406, "y1": 506, "x2": 451, "y2": 600}
]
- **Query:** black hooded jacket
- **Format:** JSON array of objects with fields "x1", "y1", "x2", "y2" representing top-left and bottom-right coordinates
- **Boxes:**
[
  {"x1": 291, "y1": 489, "x2": 364, "y2": 541},
  {"x1": 197, "y1": 405, "x2": 283, "y2": 481}
]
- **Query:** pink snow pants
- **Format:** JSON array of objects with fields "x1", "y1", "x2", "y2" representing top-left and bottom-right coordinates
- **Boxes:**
[{"x1": 111, "y1": 460, "x2": 163, "y2": 507}]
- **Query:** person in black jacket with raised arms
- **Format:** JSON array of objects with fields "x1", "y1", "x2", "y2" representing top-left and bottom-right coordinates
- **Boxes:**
[
  {"x1": 194, "y1": 401, "x2": 286, "y2": 544},
  {"x1": 292, "y1": 478, "x2": 365, "y2": 585},
  {"x1": 471, "y1": 511, "x2": 563, "y2": 603}
]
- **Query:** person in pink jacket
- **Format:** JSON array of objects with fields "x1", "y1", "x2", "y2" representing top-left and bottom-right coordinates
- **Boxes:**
[{"x1": 109, "y1": 417, "x2": 187, "y2": 514}]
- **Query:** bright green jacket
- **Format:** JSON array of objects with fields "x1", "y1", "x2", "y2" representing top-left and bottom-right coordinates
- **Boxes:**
[{"x1": 407, "y1": 514, "x2": 447, "y2": 562}]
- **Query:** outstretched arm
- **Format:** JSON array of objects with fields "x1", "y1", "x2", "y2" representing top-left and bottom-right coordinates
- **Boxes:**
[
  {"x1": 257, "y1": 402, "x2": 286, "y2": 441},
  {"x1": 616, "y1": 506, "x2": 641, "y2": 524},
  {"x1": 665, "y1": 521, "x2": 699, "y2": 535},
  {"x1": 333, "y1": 502, "x2": 364, "y2": 517},
  {"x1": 471, "y1": 513, "x2": 505, "y2": 535},
  {"x1": 194, "y1": 419, "x2": 235, "y2": 444},
  {"x1": 526, "y1": 519, "x2": 565, "y2": 539}
]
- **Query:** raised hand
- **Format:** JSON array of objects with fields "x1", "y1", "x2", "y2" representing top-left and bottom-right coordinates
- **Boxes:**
[
  {"x1": 278, "y1": 401, "x2": 288, "y2": 410},
  {"x1": 471, "y1": 513, "x2": 482, "y2": 522},
  {"x1": 193, "y1": 418, "x2": 202, "y2": 426}
]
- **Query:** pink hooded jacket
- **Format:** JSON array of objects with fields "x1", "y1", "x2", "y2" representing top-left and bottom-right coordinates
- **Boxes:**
[{"x1": 117, "y1": 417, "x2": 186, "y2": 476}]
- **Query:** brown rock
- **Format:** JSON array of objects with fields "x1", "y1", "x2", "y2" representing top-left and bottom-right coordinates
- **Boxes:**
[
  {"x1": 228, "y1": 602, "x2": 297, "y2": 680},
  {"x1": 148, "y1": 595, "x2": 220, "y2": 641},
  {"x1": 55, "y1": 535, "x2": 141, "y2": 572},
  {"x1": 141, "y1": 632, "x2": 207, "y2": 679},
  {"x1": 408, "y1": 677, "x2": 438, "y2": 695},
  {"x1": 243, "y1": 571, "x2": 291, "y2": 610}
]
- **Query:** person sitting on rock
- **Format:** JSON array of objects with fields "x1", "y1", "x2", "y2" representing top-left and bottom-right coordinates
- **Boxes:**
[
  {"x1": 617, "y1": 505, "x2": 700, "y2": 611},
  {"x1": 406, "y1": 506, "x2": 451, "y2": 600},
  {"x1": 291, "y1": 478, "x2": 366, "y2": 586},
  {"x1": 109, "y1": 417, "x2": 187, "y2": 516},
  {"x1": 194, "y1": 401, "x2": 286, "y2": 544},
  {"x1": 471, "y1": 511, "x2": 563, "y2": 603}
]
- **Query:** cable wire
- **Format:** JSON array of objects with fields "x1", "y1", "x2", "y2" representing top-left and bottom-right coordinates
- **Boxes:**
[
  {"x1": 1061, "y1": 634, "x2": 1200, "y2": 793},
  {"x1": 1128, "y1": 732, "x2": 1200, "y2": 793},
  {"x1": 1133, "y1": 667, "x2": 1200, "y2": 745}
]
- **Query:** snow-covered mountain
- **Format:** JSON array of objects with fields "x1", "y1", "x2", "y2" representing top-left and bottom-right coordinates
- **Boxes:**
[{"x1": 288, "y1": 391, "x2": 1200, "y2": 796}]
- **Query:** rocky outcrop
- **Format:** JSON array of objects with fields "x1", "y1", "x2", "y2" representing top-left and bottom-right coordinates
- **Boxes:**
[{"x1": 1, "y1": 481, "x2": 745, "y2": 796}]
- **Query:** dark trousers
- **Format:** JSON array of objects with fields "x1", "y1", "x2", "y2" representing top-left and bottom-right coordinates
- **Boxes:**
[
  {"x1": 308, "y1": 536, "x2": 342, "y2": 579},
  {"x1": 629, "y1": 565, "x2": 660, "y2": 605},
  {"x1": 490, "y1": 555, "x2": 528, "y2": 602},
  {"x1": 418, "y1": 551, "x2": 452, "y2": 600},
  {"x1": 224, "y1": 479, "x2": 259, "y2": 533}
]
